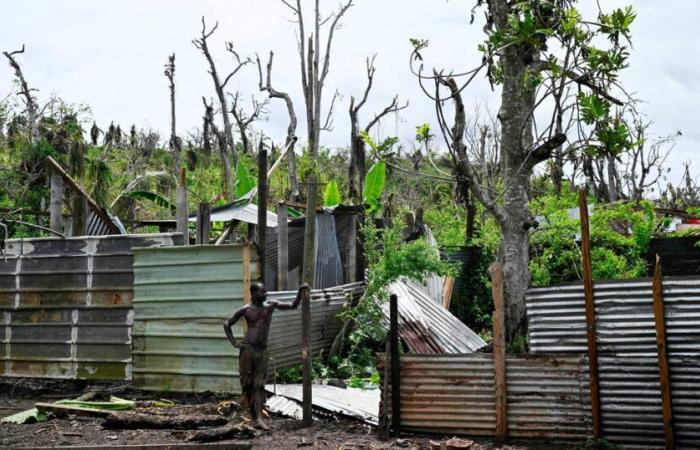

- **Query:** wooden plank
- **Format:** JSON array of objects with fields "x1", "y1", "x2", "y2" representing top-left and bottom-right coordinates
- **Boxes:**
[
  {"x1": 302, "y1": 283, "x2": 312, "y2": 426},
  {"x1": 389, "y1": 293, "x2": 401, "y2": 437},
  {"x1": 242, "y1": 240, "x2": 251, "y2": 335},
  {"x1": 579, "y1": 189, "x2": 602, "y2": 440},
  {"x1": 490, "y1": 262, "x2": 507, "y2": 443},
  {"x1": 277, "y1": 203, "x2": 289, "y2": 290},
  {"x1": 50, "y1": 172, "x2": 64, "y2": 234},
  {"x1": 196, "y1": 203, "x2": 211, "y2": 245},
  {"x1": 176, "y1": 168, "x2": 188, "y2": 245},
  {"x1": 34, "y1": 444, "x2": 251, "y2": 450},
  {"x1": 35, "y1": 402, "x2": 112, "y2": 418},
  {"x1": 442, "y1": 276, "x2": 455, "y2": 310},
  {"x1": 257, "y1": 147, "x2": 268, "y2": 284},
  {"x1": 346, "y1": 214, "x2": 357, "y2": 283},
  {"x1": 652, "y1": 255, "x2": 676, "y2": 450}
]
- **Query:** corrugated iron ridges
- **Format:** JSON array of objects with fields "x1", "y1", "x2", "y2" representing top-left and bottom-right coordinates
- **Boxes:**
[
  {"x1": 132, "y1": 245, "x2": 251, "y2": 393},
  {"x1": 0, "y1": 234, "x2": 180, "y2": 381},
  {"x1": 267, "y1": 283, "x2": 364, "y2": 369},
  {"x1": 386, "y1": 353, "x2": 589, "y2": 442},
  {"x1": 313, "y1": 214, "x2": 344, "y2": 289},
  {"x1": 526, "y1": 277, "x2": 700, "y2": 356}
]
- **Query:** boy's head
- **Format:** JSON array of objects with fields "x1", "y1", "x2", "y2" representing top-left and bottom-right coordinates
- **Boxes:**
[{"x1": 250, "y1": 282, "x2": 267, "y2": 305}]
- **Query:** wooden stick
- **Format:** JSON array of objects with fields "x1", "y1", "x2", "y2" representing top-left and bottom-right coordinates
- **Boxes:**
[
  {"x1": 104, "y1": 412, "x2": 227, "y2": 430},
  {"x1": 490, "y1": 262, "x2": 507, "y2": 443},
  {"x1": 442, "y1": 276, "x2": 455, "y2": 309},
  {"x1": 579, "y1": 188, "x2": 602, "y2": 440},
  {"x1": 301, "y1": 284, "x2": 312, "y2": 426},
  {"x1": 35, "y1": 402, "x2": 112, "y2": 418},
  {"x1": 242, "y1": 240, "x2": 251, "y2": 335},
  {"x1": 257, "y1": 146, "x2": 268, "y2": 284},
  {"x1": 277, "y1": 202, "x2": 288, "y2": 290},
  {"x1": 50, "y1": 172, "x2": 63, "y2": 234},
  {"x1": 196, "y1": 203, "x2": 211, "y2": 245},
  {"x1": 652, "y1": 255, "x2": 676, "y2": 450},
  {"x1": 176, "y1": 168, "x2": 189, "y2": 245},
  {"x1": 389, "y1": 293, "x2": 401, "y2": 437}
]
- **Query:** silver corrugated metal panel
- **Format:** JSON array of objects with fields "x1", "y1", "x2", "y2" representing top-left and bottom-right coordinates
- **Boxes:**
[
  {"x1": 526, "y1": 277, "x2": 700, "y2": 356},
  {"x1": 313, "y1": 214, "x2": 344, "y2": 289},
  {"x1": 188, "y1": 202, "x2": 280, "y2": 227},
  {"x1": 267, "y1": 282, "x2": 364, "y2": 369},
  {"x1": 0, "y1": 233, "x2": 181, "y2": 380},
  {"x1": 383, "y1": 353, "x2": 588, "y2": 441},
  {"x1": 266, "y1": 395, "x2": 303, "y2": 420},
  {"x1": 387, "y1": 280, "x2": 486, "y2": 353},
  {"x1": 265, "y1": 383, "x2": 379, "y2": 424}
]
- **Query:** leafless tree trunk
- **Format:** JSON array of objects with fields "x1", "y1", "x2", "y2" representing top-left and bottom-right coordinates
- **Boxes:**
[
  {"x1": 193, "y1": 17, "x2": 251, "y2": 197},
  {"x1": 231, "y1": 92, "x2": 268, "y2": 155},
  {"x1": 164, "y1": 54, "x2": 182, "y2": 175},
  {"x1": 348, "y1": 56, "x2": 408, "y2": 204},
  {"x1": 202, "y1": 97, "x2": 228, "y2": 192},
  {"x1": 257, "y1": 51, "x2": 300, "y2": 201},
  {"x1": 3, "y1": 45, "x2": 39, "y2": 143},
  {"x1": 282, "y1": 0, "x2": 353, "y2": 286}
]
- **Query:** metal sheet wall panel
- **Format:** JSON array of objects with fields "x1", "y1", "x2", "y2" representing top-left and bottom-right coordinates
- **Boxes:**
[
  {"x1": 383, "y1": 353, "x2": 588, "y2": 441},
  {"x1": 0, "y1": 233, "x2": 181, "y2": 380},
  {"x1": 132, "y1": 245, "x2": 251, "y2": 393}
]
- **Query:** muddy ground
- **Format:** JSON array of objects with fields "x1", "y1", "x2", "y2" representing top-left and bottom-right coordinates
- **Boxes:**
[{"x1": 0, "y1": 379, "x2": 574, "y2": 449}]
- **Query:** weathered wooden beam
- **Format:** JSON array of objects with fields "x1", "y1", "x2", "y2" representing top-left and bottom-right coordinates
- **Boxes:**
[
  {"x1": 176, "y1": 168, "x2": 189, "y2": 245},
  {"x1": 490, "y1": 262, "x2": 507, "y2": 443},
  {"x1": 277, "y1": 202, "x2": 288, "y2": 290},
  {"x1": 71, "y1": 194, "x2": 87, "y2": 237},
  {"x1": 652, "y1": 255, "x2": 676, "y2": 450},
  {"x1": 196, "y1": 203, "x2": 211, "y2": 245},
  {"x1": 50, "y1": 172, "x2": 64, "y2": 234},
  {"x1": 390, "y1": 293, "x2": 401, "y2": 437},
  {"x1": 302, "y1": 281, "x2": 312, "y2": 426},
  {"x1": 35, "y1": 402, "x2": 111, "y2": 418},
  {"x1": 346, "y1": 214, "x2": 357, "y2": 283},
  {"x1": 442, "y1": 276, "x2": 455, "y2": 310},
  {"x1": 103, "y1": 412, "x2": 226, "y2": 430},
  {"x1": 257, "y1": 146, "x2": 268, "y2": 284},
  {"x1": 579, "y1": 189, "x2": 602, "y2": 440}
]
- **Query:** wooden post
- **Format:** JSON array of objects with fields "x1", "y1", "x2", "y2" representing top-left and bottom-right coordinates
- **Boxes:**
[
  {"x1": 301, "y1": 283, "x2": 312, "y2": 426},
  {"x1": 71, "y1": 194, "x2": 87, "y2": 237},
  {"x1": 242, "y1": 240, "x2": 251, "y2": 335},
  {"x1": 346, "y1": 215, "x2": 357, "y2": 283},
  {"x1": 50, "y1": 172, "x2": 63, "y2": 235},
  {"x1": 176, "y1": 168, "x2": 189, "y2": 245},
  {"x1": 389, "y1": 293, "x2": 401, "y2": 436},
  {"x1": 579, "y1": 188, "x2": 602, "y2": 440},
  {"x1": 257, "y1": 147, "x2": 268, "y2": 284},
  {"x1": 378, "y1": 342, "x2": 391, "y2": 441},
  {"x1": 196, "y1": 203, "x2": 211, "y2": 245},
  {"x1": 652, "y1": 255, "x2": 676, "y2": 450},
  {"x1": 277, "y1": 202, "x2": 288, "y2": 290},
  {"x1": 490, "y1": 262, "x2": 507, "y2": 443},
  {"x1": 442, "y1": 276, "x2": 455, "y2": 310}
]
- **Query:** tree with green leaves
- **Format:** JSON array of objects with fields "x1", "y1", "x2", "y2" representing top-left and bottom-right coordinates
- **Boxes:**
[{"x1": 413, "y1": 0, "x2": 637, "y2": 340}]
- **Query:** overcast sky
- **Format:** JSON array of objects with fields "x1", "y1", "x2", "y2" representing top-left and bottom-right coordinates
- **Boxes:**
[{"x1": 1, "y1": 0, "x2": 698, "y2": 183}]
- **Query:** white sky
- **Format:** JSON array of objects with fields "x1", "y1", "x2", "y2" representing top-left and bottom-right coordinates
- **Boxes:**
[{"x1": 1, "y1": 0, "x2": 698, "y2": 183}]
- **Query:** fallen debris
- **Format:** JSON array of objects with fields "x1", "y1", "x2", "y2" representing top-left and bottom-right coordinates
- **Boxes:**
[
  {"x1": 188, "y1": 422, "x2": 256, "y2": 442},
  {"x1": 429, "y1": 437, "x2": 474, "y2": 449},
  {"x1": 35, "y1": 402, "x2": 113, "y2": 418},
  {"x1": 1, "y1": 407, "x2": 52, "y2": 424},
  {"x1": 103, "y1": 412, "x2": 227, "y2": 430},
  {"x1": 266, "y1": 395, "x2": 303, "y2": 420}
]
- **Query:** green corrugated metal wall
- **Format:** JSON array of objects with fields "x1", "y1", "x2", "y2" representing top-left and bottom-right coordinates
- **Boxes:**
[{"x1": 132, "y1": 244, "x2": 257, "y2": 393}]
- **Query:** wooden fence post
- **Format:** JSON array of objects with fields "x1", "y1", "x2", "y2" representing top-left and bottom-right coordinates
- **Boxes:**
[
  {"x1": 176, "y1": 168, "x2": 188, "y2": 245},
  {"x1": 196, "y1": 203, "x2": 210, "y2": 245},
  {"x1": 50, "y1": 171, "x2": 63, "y2": 235},
  {"x1": 277, "y1": 202, "x2": 288, "y2": 290},
  {"x1": 490, "y1": 262, "x2": 507, "y2": 443},
  {"x1": 242, "y1": 240, "x2": 251, "y2": 336},
  {"x1": 579, "y1": 189, "x2": 602, "y2": 440},
  {"x1": 302, "y1": 284, "x2": 312, "y2": 426},
  {"x1": 652, "y1": 255, "x2": 676, "y2": 450},
  {"x1": 257, "y1": 146, "x2": 268, "y2": 284},
  {"x1": 390, "y1": 293, "x2": 401, "y2": 436}
]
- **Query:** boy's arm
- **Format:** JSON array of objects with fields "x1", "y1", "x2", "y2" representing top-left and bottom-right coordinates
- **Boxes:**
[
  {"x1": 223, "y1": 307, "x2": 246, "y2": 348},
  {"x1": 270, "y1": 283, "x2": 310, "y2": 310}
]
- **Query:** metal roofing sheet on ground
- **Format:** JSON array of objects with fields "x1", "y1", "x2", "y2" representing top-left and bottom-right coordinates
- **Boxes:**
[{"x1": 387, "y1": 279, "x2": 486, "y2": 354}]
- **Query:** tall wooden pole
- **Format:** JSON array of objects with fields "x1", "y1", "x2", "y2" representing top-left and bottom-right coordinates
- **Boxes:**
[
  {"x1": 176, "y1": 168, "x2": 189, "y2": 245},
  {"x1": 277, "y1": 202, "x2": 288, "y2": 290},
  {"x1": 49, "y1": 172, "x2": 63, "y2": 235},
  {"x1": 196, "y1": 203, "x2": 210, "y2": 245},
  {"x1": 652, "y1": 255, "x2": 675, "y2": 450},
  {"x1": 389, "y1": 293, "x2": 401, "y2": 436},
  {"x1": 579, "y1": 188, "x2": 602, "y2": 440},
  {"x1": 301, "y1": 284, "x2": 312, "y2": 426},
  {"x1": 257, "y1": 146, "x2": 268, "y2": 284},
  {"x1": 490, "y1": 262, "x2": 508, "y2": 443}
]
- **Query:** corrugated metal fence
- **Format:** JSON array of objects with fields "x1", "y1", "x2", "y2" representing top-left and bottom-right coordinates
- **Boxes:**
[
  {"x1": 526, "y1": 277, "x2": 700, "y2": 448},
  {"x1": 384, "y1": 353, "x2": 590, "y2": 441},
  {"x1": 0, "y1": 234, "x2": 181, "y2": 380},
  {"x1": 132, "y1": 243, "x2": 363, "y2": 393}
]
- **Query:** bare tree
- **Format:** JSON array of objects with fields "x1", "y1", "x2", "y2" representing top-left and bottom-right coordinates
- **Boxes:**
[
  {"x1": 230, "y1": 91, "x2": 268, "y2": 154},
  {"x1": 202, "y1": 97, "x2": 229, "y2": 192},
  {"x1": 164, "y1": 53, "x2": 182, "y2": 174},
  {"x1": 193, "y1": 17, "x2": 251, "y2": 197},
  {"x1": 348, "y1": 55, "x2": 408, "y2": 204},
  {"x1": 3, "y1": 45, "x2": 39, "y2": 143},
  {"x1": 282, "y1": 0, "x2": 353, "y2": 285},
  {"x1": 257, "y1": 51, "x2": 301, "y2": 201}
]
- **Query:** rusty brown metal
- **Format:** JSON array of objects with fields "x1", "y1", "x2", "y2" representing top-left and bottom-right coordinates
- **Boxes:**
[
  {"x1": 490, "y1": 263, "x2": 507, "y2": 443},
  {"x1": 652, "y1": 256, "x2": 676, "y2": 450},
  {"x1": 579, "y1": 189, "x2": 602, "y2": 440}
]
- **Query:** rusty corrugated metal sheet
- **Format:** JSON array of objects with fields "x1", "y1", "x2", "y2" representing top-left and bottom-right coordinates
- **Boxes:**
[
  {"x1": 267, "y1": 282, "x2": 364, "y2": 369},
  {"x1": 383, "y1": 353, "x2": 589, "y2": 442},
  {"x1": 0, "y1": 234, "x2": 181, "y2": 380},
  {"x1": 526, "y1": 277, "x2": 700, "y2": 448},
  {"x1": 131, "y1": 244, "x2": 254, "y2": 393}
]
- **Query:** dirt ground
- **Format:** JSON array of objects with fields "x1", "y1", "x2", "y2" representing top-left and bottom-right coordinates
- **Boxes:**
[{"x1": 0, "y1": 379, "x2": 571, "y2": 449}]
